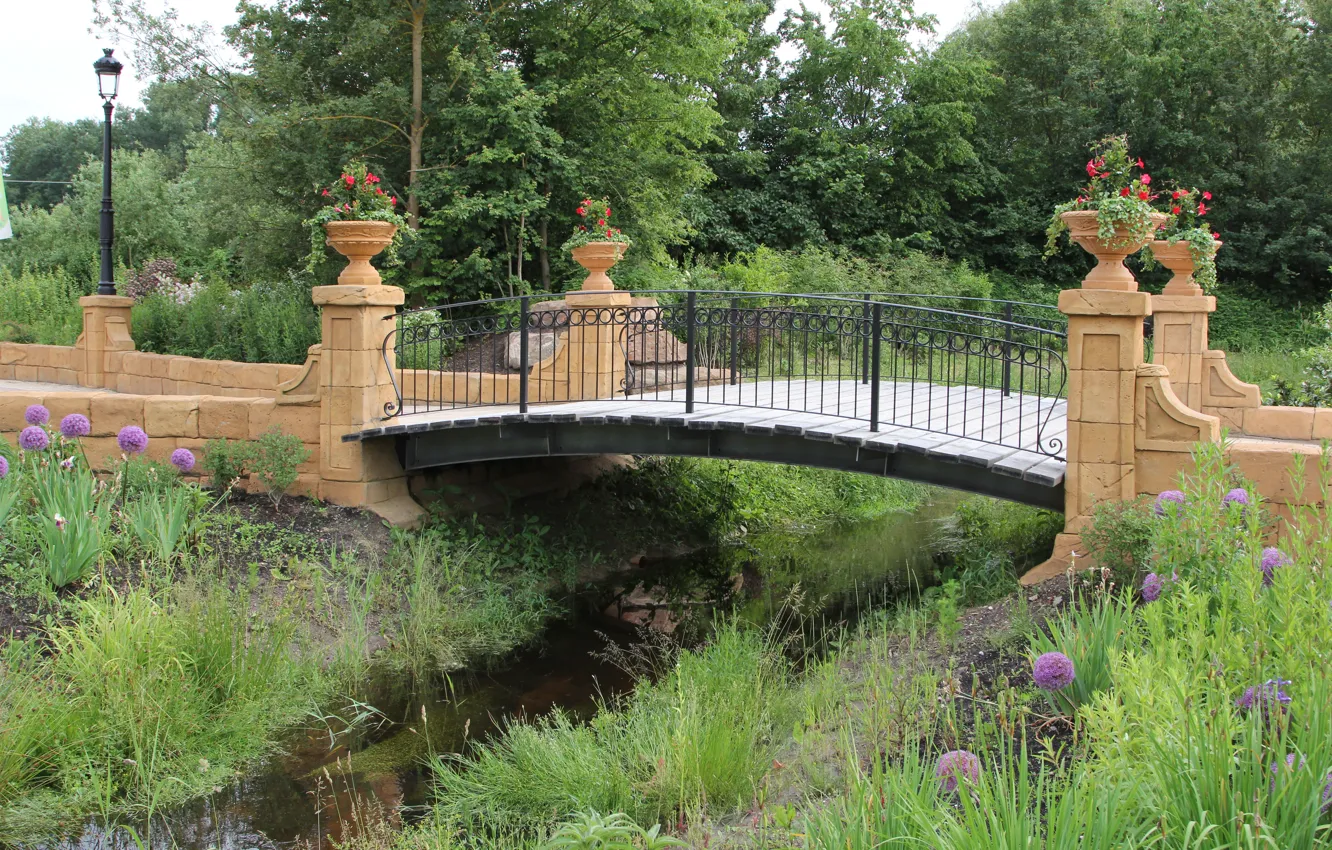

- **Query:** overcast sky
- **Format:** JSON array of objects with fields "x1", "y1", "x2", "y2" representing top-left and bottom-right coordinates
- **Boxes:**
[{"x1": 1, "y1": 0, "x2": 999, "y2": 143}]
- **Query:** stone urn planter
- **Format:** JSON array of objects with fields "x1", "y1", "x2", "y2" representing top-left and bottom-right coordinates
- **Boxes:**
[
  {"x1": 324, "y1": 220, "x2": 398, "y2": 285},
  {"x1": 1152, "y1": 238, "x2": 1221, "y2": 296},
  {"x1": 1061, "y1": 210, "x2": 1168, "y2": 291},
  {"x1": 570, "y1": 241, "x2": 628, "y2": 291}
]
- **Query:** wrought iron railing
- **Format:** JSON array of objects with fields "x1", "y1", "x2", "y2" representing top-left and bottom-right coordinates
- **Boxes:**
[{"x1": 382, "y1": 290, "x2": 1068, "y2": 458}]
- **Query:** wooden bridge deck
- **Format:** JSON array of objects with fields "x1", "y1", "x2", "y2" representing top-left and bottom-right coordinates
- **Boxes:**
[{"x1": 348, "y1": 379, "x2": 1068, "y2": 490}]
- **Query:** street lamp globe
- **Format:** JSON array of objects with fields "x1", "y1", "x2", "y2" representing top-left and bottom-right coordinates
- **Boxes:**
[{"x1": 94, "y1": 48, "x2": 123, "y2": 101}]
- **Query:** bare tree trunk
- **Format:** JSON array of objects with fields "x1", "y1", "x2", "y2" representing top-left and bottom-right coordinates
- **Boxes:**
[
  {"x1": 407, "y1": 1, "x2": 426, "y2": 230},
  {"x1": 539, "y1": 217, "x2": 551, "y2": 290},
  {"x1": 517, "y1": 211, "x2": 525, "y2": 287}
]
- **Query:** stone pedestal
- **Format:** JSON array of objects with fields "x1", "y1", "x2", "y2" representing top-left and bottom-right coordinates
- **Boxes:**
[
  {"x1": 312, "y1": 284, "x2": 424, "y2": 526},
  {"x1": 563, "y1": 289, "x2": 632, "y2": 400},
  {"x1": 1022, "y1": 288, "x2": 1152, "y2": 585},
  {"x1": 1151, "y1": 294, "x2": 1215, "y2": 412},
  {"x1": 76, "y1": 295, "x2": 135, "y2": 388}
]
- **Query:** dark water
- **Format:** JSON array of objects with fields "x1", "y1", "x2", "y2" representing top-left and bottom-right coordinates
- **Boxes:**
[{"x1": 40, "y1": 493, "x2": 958, "y2": 850}]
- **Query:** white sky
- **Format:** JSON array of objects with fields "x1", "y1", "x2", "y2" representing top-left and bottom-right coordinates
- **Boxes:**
[{"x1": 0, "y1": 0, "x2": 999, "y2": 143}]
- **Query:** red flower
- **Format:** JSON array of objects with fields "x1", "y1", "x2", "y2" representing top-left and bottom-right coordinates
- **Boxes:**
[
  {"x1": 322, "y1": 188, "x2": 330, "y2": 197},
  {"x1": 576, "y1": 207, "x2": 586, "y2": 216},
  {"x1": 606, "y1": 229, "x2": 613, "y2": 237},
  {"x1": 1212, "y1": 231, "x2": 1220, "y2": 239},
  {"x1": 366, "y1": 173, "x2": 380, "y2": 184},
  {"x1": 1140, "y1": 174, "x2": 1151, "y2": 186},
  {"x1": 1076, "y1": 196, "x2": 1088, "y2": 203},
  {"x1": 1136, "y1": 157, "x2": 1145, "y2": 168},
  {"x1": 1086, "y1": 160, "x2": 1098, "y2": 177},
  {"x1": 389, "y1": 196, "x2": 396, "y2": 205},
  {"x1": 605, "y1": 208, "x2": 611, "y2": 217},
  {"x1": 597, "y1": 218, "x2": 606, "y2": 226},
  {"x1": 343, "y1": 174, "x2": 355, "y2": 188},
  {"x1": 579, "y1": 225, "x2": 587, "y2": 231},
  {"x1": 1172, "y1": 190, "x2": 1182, "y2": 200},
  {"x1": 1120, "y1": 187, "x2": 1131, "y2": 197},
  {"x1": 1138, "y1": 191, "x2": 1150, "y2": 200},
  {"x1": 1099, "y1": 172, "x2": 1109, "y2": 179},
  {"x1": 1197, "y1": 202, "x2": 1209, "y2": 215},
  {"x1": 1202, "y1": 191, "x2": 1212, "y2": 200},
  {"x1": 1171, "y1": 206, "x2": 1181, "y2": 214}
]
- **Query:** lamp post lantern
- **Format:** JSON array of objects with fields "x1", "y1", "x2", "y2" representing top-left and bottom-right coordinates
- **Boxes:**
[{"x1": 93, "y1": 48, "x2": 123, "y2": 296}]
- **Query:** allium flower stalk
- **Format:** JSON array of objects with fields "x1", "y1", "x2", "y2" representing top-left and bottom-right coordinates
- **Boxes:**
[
  {"x1": 1141, "y1": 572, "x2": 1163, "y2": 602},
  {"x1": 19, "y1": 426, "x2": 49, "y2": 452},
  {"x1": 24, "y1": 404, "x2": 49, "y2": 426},
  {"x1": 117, "y1": 425, "x2": 149, "y2": 455},
  {"x1": 1033, "y1": 652, "x2": 1076, "y2": 691},
  {"x1": 1155, "y1": 490, "x2": 1186, "y2": 516},
  {"x1": 169, "y1": 448, "x2": 196, "y2": 473},
  {"x1": 1236, "y1": 678, "x2": 1292, "y2": 723},
  {"x1": 935, "y1": 750, "x2": 980, "y2": 793},
  {"x1": 1222, "y1": 488, "x2": 1250, "y2": 510},
  {"x1": 59, "y1": 413, "x2": 91, "y2": 438},
  {"x1": 1259, "y1": 548, "x2": 1291, "y2": 587}
]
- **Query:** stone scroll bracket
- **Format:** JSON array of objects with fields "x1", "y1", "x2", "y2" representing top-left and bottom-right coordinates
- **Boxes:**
[{"x1": 76, "y1": 295, "x2": 135, "y2": 388}]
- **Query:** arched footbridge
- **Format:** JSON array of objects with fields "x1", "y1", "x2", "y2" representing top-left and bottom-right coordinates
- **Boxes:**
[{"x1": 344, "y1": 291, "x2": 1070, "y2": 510}]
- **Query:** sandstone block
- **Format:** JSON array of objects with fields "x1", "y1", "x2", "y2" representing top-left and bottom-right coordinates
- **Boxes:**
[
  {"x1": 144, "y1": 398, "x2": 200, "y2": 438},
  {"x1": 90, "y1": 394, "x2": 147, "y2": 435},
  {"x1": 199, "y1": 397, "x2": 253, "y2": 440},
  {"x1": 1243, "y1": 406, "x2": 1315, "y2": 441}
]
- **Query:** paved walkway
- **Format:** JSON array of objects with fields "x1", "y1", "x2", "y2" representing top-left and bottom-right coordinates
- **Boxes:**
[{"x1": 0, "y1": 379, "x2": 111, "y2": 394}]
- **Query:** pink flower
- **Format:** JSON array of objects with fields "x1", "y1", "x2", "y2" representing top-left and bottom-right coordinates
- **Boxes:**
[
  {"x1": 1140, "y1": 174, "x2": 1151, "y2": 186},
  {"x1": 1203, "y1": 191, "x2": 1212, "y2": 200}
]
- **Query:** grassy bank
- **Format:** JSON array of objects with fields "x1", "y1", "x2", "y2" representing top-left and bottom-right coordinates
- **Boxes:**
[{"x1": 372, "y1": 441, "x2": 1332, "y2": 849}]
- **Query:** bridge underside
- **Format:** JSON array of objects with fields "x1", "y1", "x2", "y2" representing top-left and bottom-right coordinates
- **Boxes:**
[{"x1": 346, "y1": 401, "x2": 1066, "y2": 511}]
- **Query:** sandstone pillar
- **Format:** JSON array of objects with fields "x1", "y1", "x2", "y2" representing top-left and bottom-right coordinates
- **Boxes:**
[
  {"x1": 1023, "y1": 288, "x2": 1152, "y2": 583},
  {"x1": 1151, "y1": 293, "x2": 1214, "y2": 412},
  {"x1": 312, "y1": 284, "x2": 424, "y2": 526},
  {"x1": 76, "y1": 295, "x2": 135, "y2": 388},
  {"x1": 563, "y1": 288, "x2": 632, "y2": 400}
]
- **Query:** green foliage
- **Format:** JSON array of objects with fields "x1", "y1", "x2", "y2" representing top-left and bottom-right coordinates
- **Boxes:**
[
  {"x1": 249, "y1": 427, "x2": 311, "y2": 506},
  {"x1": 430, "y1": 624, "x2": 798, "y2": 831},
  {"x1": 562, "y1": 198, "x2": 630, "y2": 250},
  {"x1": 122, "y1": 485, "x2": 209, "y2": 565},
  {"x1": 131, "y1": 278, "x2": 320, "y2": 365},
  {"x1": 201, "y1": 437, "x2": 251, "y2": 491},
  {"x1": 1029, "y1": 595, "x2": 1135, "y2": 715},
  {"x1": 1083, "y1": 495, "x2": 1155, "y2": 588},
  {"x1": 543, "y1": 812, "x2": 684, "y2": 850},
  {"x1": 933, "y1": 496, "x2": 1064, "y2": 604},
  {"x1": 0, "y1": 267, "x2": 86, "y2": 345}
]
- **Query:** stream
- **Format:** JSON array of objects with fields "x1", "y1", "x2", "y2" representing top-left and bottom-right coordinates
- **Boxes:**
[{"x1": 45, "y1": 492, "x2": 960, "y2": 850}]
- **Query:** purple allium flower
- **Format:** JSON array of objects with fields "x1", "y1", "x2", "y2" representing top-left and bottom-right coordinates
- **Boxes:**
[
  {"x1": 0, "y1": 456, "x2": 8, "y2": 479},
  {"x1": 1155, "y1": 490, "x2": 1186, "y2": 516},
  {"x1": 1222, "y1": 488, "x2": 1250, "y2": 509},
  {"x1": 169, "y1": 448, "x2": 196, "y2": 473},
  {"x1": 935, "y1": 750, "x2": 980, "y2": 793},
  {"x1": 1237, "y1": 678, "x2": 1292, "y2": 720},
  {"x1": 24, "y1": 404, "x2": 49, "y2": 426},
  {"x1": 117, "y1": 425, "x2": 149, "y2": 455},
  {"x1": 1259, "y1": 547, "x2": 1291, "y2": 587},
  {"x1": 59, "y1": 413, "x2": 91, "y2": 438},
  {"x1": 1142, "y1": 572, "x2": 1163, "y2": 603},
  {"x1": 19, "y1": 426, "x2": 49, "y2": 452},
  {"x1": 1033, "y1": 652, "x2": 1076, "y2": 691}
]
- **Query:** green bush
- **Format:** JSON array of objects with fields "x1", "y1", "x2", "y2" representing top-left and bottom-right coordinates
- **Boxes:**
[
  {"x1": 202, "y1": 437, "x2": 251, "y2": 492},
  {"x1": 933, "y1": 496, "x2": 1064, "y2": 604},
  {"x1": 132, "y1": 277, "x2": 319, "y2": 365},
  {"x1": 0, "y1": 266, "x2": 86, "y2": 345},
  {"x1": 1082, "y1": 495, "x2": 1155, "y2": 588},
  {"x1": 249, "y1": 427, "x2": 311, "y2": 506}
]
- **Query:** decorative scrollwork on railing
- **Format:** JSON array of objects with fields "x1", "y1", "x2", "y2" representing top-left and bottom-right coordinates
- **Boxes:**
[{"x1": 379, "y1": 289, "x2": 1069, "y2": 460}]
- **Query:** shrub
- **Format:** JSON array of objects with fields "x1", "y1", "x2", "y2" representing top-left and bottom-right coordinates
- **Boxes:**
[
  {"x1": 1082, "y1": 495, "x2": 1155, "y2": 588},
  {"x1": 0, "y1": 266, "x2": 85, "y2": 345},
  {"x1": 249, "y1": 427, "x2": 311, "y2": 506},
  {"x1": 202, "y1": 437, "x2": 252, "y2": 492}
]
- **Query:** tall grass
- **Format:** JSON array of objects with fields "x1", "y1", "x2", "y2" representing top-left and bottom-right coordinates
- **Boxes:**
[
  {"x1": 429, "y1": 624, "x2": 798, "y2": 831},
  {"x1": 0, "y1": 582, "x2": 318, "y2": 837},
  {"x1": 0, "y1": 266, "x2": 86, "y2": 345}
]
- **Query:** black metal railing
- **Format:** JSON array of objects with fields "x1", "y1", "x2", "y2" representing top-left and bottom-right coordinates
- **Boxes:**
[{"x1": 382, "y1": 290, "x2": 1068, "y2": 458}]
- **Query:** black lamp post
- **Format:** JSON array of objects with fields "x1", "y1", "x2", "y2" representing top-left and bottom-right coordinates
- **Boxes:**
[{"x1": 93, "y1": 48, "x2": 123, "y2": 296}]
